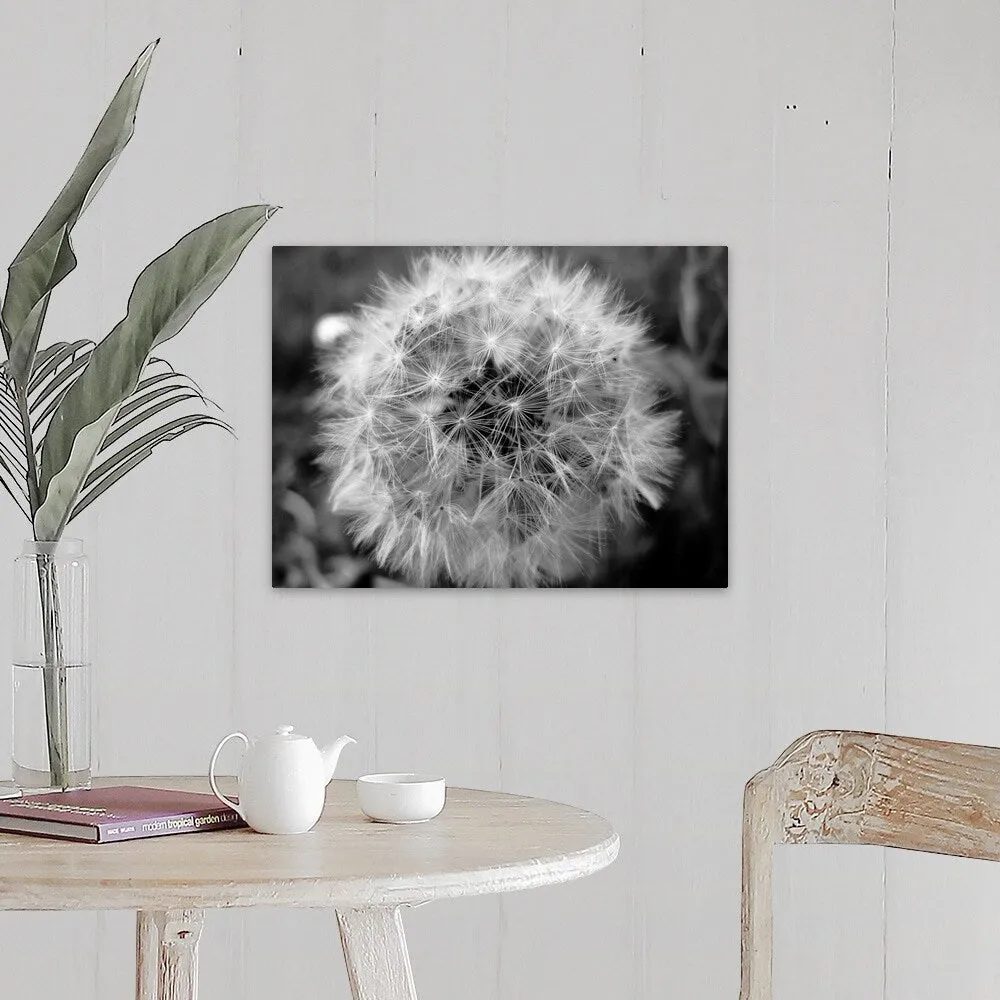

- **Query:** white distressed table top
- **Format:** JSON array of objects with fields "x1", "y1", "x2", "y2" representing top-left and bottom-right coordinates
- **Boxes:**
[{"x1": 0, "y1": 777, "x2": 619, "y2": 910}]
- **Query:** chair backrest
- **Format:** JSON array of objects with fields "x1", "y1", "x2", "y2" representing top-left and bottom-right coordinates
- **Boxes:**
[{"x1": 740, "y1": 730, "x2": 1000, "y2": 1000}]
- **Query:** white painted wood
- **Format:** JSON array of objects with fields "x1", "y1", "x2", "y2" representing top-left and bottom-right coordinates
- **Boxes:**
[
  {"x1": 337, "y1": 906, "x2": 419, "y2": 1000},
  {"x1": 0, "y1": 912, "x2": 103, "y2": 1000},
  {"x1": 498, "y1": 592, "x2": 636, "y2": 1000},
  {"x1": 740, "y1": 767, "x2": 777, "y2": 1000},
  {"x1": 136, "y1": 911, "x2": 159, "y2": 1000},
  {"x1": 885, "y1": 5, "x2": 1000, "y2": 1000},
  {"x1": 153, "y1": 909, "x2": 204, "y2": 1000},
  {"x1": 749, "y1": 1, "x2": 892, "y2": 994},
  {"x1": 635, "y1": 1, "x2": 892, "y2": 997}
]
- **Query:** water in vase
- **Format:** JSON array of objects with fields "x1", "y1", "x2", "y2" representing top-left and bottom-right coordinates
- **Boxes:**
[{"x1": 12, "y1": 661, "x2": 91, "y2": 791}]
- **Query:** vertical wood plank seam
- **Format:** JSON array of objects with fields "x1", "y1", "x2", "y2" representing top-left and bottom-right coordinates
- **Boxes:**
[
  {"x1": 231, "y1": 4, "x2": 246, "y2": 997},
  {"x1": 500, "y1": 0, "x2": 511, "y2": 241},
  {"x1": 495, "y1": 600, "x2": 504, "y2": 999},
  {"x1": 231, "y1": 0, "x2": 245, "y2": 718},
  {"x1": 495, "y1": 601, "x2": 505, "y2": 1000},
  {"x1": 93, "y1": 18, "x2": 110, "y2": 1000},
  {"x1": 365, "y1": 2, "x2": 382, "y2": 805},
  {"x1": 93, "y1": 0, "x2": 111, "y2": 786},
  {"x1": 631, "y1": 590, "x2": 643, "y2": 999},
  {"x1": 630, "y1": 11, "x2": 645, "y2": 988},
  {"x1": 637, "y1": 0, "x2": 646, "y2": 205},
  {"x1": 370, "y1": 1, "x2": 382, "y2": 244},
  {"x1": 882, "y1": 5, "x2": 897, "y2": 1000}
]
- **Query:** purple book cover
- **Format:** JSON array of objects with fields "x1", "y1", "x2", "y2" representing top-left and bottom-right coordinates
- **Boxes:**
[{"x1": 0, "y1": 785, "x2": 246, "y2": 843}]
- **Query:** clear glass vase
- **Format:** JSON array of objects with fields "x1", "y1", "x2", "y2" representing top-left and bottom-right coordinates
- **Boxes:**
[{"x1": 12, "y1": 538, "x2": 91, "y2": 791}]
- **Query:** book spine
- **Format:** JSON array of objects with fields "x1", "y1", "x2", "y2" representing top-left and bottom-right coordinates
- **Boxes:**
[{"x1": 98, "y1": 809, "x2": 244, "y2": 843}]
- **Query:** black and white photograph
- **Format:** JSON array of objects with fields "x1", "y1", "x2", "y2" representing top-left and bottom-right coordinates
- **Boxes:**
[{"x1": 273, "y1": 246, "x2": 727, "y2": 588}]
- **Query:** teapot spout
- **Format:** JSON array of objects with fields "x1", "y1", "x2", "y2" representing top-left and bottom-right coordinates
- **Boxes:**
[{"x1": 320, "y1": 734, "x2": 357, "y2": 783}]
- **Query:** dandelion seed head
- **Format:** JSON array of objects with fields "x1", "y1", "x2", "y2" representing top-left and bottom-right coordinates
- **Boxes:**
[{"x1": 318, "y1": 247, "x2": 682, "y2": 586}]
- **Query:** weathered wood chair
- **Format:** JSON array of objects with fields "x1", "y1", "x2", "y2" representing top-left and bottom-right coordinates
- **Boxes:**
[{"x1": 741, "y1": 730, "x2": 1000, "y2": 1000}]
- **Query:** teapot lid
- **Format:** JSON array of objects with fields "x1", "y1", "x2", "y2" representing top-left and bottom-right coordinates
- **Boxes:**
[{"x1": 265, "y1": 724, "x2": 309, "y2": 742}]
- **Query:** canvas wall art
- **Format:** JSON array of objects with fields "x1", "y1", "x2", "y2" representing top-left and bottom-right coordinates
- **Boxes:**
[{"x1": 272, "y1": 246, "x2": 727, "y2": 588}]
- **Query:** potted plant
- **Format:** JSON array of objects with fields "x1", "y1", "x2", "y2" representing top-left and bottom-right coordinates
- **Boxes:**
[{"x1": 1, "y1": 40, "x2": 276, "y2": 790}]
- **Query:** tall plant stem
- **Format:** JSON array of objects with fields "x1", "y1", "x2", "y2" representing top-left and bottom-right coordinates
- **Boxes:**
[
  {"x1": 15, "y1": 384, "x2": 70, "y2": 788},
  {"x1": 36, "y1": 554, "x2": 69, "y2": 788}
]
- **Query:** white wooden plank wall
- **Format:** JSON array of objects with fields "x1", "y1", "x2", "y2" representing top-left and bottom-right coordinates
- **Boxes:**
[
  {"x1": 884, "y1": 3, "x2": 1000, "y2": 999},
  {"x1": 0, "y1": 3, "x2": 993, "y2": 999}
]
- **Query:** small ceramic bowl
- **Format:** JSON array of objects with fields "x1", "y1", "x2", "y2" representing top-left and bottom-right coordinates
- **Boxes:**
[{"x1": 357, "y1": 773, "x2": 446, "y2": 823}]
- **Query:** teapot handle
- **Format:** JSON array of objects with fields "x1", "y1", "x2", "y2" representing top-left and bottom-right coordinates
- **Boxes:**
[{"x1": 209, "y1": 732, "x2": 249, "y2": 821}]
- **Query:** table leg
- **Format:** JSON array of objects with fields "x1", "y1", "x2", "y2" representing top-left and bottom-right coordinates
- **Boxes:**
[
  {"x1": 136, "y1": 911, "x2": 159, "y2": 1000},
  {"x1": 336, "y1": 906, "x2": 419, "y2": 1000},
  {"x1": 135, "y1": 909, "x2": 204, "y2": 1000}
]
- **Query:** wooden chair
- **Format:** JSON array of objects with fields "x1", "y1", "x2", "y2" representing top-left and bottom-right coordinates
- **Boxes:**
[{"x1": 741, "y1": 730, "x2": 1000, "y2": 1000}]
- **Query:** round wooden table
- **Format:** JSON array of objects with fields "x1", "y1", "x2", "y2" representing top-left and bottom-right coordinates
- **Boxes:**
[{"x1": 0, "y1": 777, "x2": 618, "y2": 999}]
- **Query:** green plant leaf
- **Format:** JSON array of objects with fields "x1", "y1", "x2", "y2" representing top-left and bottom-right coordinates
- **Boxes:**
[
  {"x1": 70, "y1": 412, "x2": 230, "y2": 522},
  {"x1": 0, "y1": 380, "x2": 30, "y2": 517},
  {"x1": 31, "y1": 341, "x2": 79, "y2": 378},
  {"x1": 67, "y1": 363, "x2": 223, "y2": 500},
  {"x1": 30, "y1": 351, "x2": 94, "y2": 433},
  {"x1": 0, "y1": 412, "x2": 27, "y2": 476},
  {"x1": 104, "y1": 387, "x2": 207, "y2": 449},
  {"x1": 0, "y1": 459, "x2": 30, "y2": 518},
  {"x1": 21, "y1": 341, "x2": 94, "y2": 448},
  {"x1": 113, "y1": 374, "x2": 210, "y2": 425},
  {"x1": 46, "y1": 358, "x2": 223, "y2": 520},
  {"x1": 35, "y1": 413, "x2": 116, "y2": 537},
  {"x1": 0, "y1": 438, "x2": 28, "y2": 484},
  {"x1": 34, "y1": 203, "x2": 277, "y2": 539},
  {"x1": 0, "y1": 411, "x2": 26, "y2": 462},
  {"x1": 2, "y1": 42, "x2": 157, "y2": 384},
  {"x1": 0, "y1": 380, "x2": 23, "y2": 443},
  {"x1": 28, "y1": 339, "x2": 93, "y2": 394},
  {"x1": 95, "y1": 356, "x2": 211, "y2": 431},
  {"x1": 135, "y1": 357, "x2": 209, "y2": 397}
]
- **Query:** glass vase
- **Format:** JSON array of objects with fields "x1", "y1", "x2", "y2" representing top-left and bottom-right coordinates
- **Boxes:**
[{"x1": 12, "y1": 538, "x2": 91, "y2": 791}]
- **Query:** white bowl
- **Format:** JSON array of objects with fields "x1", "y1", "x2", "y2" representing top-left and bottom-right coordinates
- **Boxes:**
[{"x1": 357, "y1": 773, "x2": 446, "y2": 823}]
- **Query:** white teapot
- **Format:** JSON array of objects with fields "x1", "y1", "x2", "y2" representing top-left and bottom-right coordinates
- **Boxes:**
[{"x1": 209, "y1": 725, "x2": 356, "y2": 834}]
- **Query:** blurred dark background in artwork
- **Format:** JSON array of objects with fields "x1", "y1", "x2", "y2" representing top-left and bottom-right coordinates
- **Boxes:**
[{"x1": 272, "y1": 246, "x2": 727, "y2": 588}]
